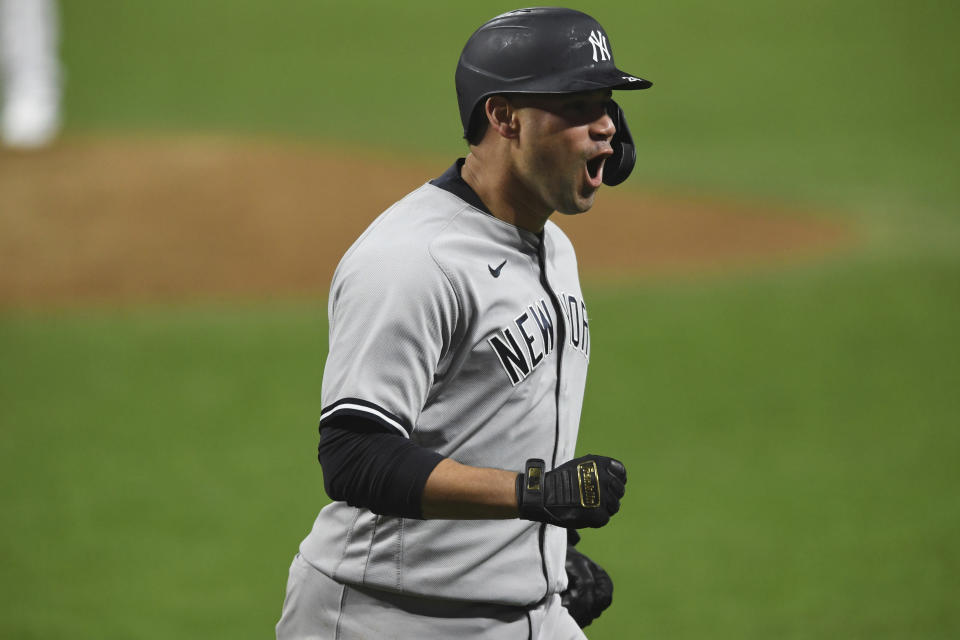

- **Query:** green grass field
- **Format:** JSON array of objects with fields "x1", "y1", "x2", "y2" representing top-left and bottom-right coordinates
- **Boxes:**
[{"x1": 3, "y1": 1, "x2": 959, "y2": 637}]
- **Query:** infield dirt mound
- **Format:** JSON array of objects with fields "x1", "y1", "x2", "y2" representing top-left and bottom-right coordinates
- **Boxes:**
[{"x1": 0, "y1": 136, "x2": 852, "y2": 307}]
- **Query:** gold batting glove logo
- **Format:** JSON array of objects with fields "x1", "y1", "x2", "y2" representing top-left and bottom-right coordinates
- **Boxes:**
[
  {"x1": 577, "y1": 461, "x2": 601, "y2": 507},
  {"x1": 526, "y1": 465, "x2": 542, "y2": 492}
]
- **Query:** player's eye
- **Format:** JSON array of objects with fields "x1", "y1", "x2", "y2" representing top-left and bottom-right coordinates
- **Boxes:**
[{"x1": 565, "y1": 100, "x2": 605, "y2": 121}]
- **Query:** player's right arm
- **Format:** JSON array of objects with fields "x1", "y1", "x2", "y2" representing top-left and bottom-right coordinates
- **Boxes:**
[
  {"x1": 319, "y1": 421, "x2": 626, "y2": 527},
  {"x1": 420, "y1": 455, "x2": 628, "y2": 529},
  {"x1": 420, "y1": 458, "x2": 520, "y2": 519},
  {"x1": 318, "y1": 428, "x2": 518, "y2": 520}
]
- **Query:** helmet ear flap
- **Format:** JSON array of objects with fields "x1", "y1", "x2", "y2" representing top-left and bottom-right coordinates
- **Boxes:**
[{"x1": 602, "y1": 100, "x2": 635, "y2": 187}]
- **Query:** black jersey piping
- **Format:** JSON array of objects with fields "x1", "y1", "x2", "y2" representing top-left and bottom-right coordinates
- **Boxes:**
[
  {"x1": 538, "y1": 236, "x2": 565, "y2": 476},
  {"x1": 537, "y1": 230, "x2": 567, "y2": 599},
  {"x1": 319, "y1": 398, "x2": 412, "y2": 439}
]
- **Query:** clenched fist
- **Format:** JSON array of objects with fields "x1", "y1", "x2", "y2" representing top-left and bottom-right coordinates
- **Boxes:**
[{"x1": 516, "y1": 455, "x2": 627, "y2": 528}]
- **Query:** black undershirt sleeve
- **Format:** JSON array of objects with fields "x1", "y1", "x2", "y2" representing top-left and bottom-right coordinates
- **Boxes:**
[{"x1": 316, "y1": 415, "x2": 446, "y2": 519}]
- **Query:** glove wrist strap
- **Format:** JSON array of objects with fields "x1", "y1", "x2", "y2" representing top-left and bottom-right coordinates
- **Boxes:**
[{"x1": 517, "y1": 458, "x2": 546, "y2": 521}]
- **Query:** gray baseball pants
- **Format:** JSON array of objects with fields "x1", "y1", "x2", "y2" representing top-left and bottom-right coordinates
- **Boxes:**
[{"x1": 276, "y1": 553, "x2": 587, "y2": 639}]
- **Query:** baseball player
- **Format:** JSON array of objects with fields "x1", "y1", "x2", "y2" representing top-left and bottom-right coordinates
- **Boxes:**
[
  {"x1": 0, "y1": 0, "x2": 61, "y2": 148},
  {"x1": 277, "y1": 7, "x2": 651, "y2": 639}
]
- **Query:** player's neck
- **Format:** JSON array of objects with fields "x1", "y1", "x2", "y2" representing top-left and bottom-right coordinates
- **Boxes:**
[{"x1": 462, "y1": 152, "x2": 552, "y2": 233}]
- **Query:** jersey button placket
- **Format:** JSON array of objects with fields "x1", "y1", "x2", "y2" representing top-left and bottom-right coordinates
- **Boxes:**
[{"x1": 537, "y1": 233, "x2": 567, "y2": 597}]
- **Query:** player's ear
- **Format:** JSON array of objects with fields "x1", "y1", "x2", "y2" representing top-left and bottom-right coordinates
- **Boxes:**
[{"x1": 485, "y1": 96, "x2": 520, "y2": 139}]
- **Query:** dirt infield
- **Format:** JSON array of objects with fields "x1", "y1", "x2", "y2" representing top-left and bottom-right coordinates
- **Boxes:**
[{"x1": 0, "y1": 137, "x2": 853, "y2": 307}]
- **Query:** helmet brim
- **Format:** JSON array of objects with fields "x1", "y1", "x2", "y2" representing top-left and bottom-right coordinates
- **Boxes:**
[{"x1": 563, "y1": 66, "x2": 653, "y2": 92}]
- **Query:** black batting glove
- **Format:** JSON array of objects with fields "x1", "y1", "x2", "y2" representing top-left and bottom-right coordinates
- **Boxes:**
[
  {"x1": 561, "y1": 540, "x2": 614, "y2": 628},
  {"x1": 516, "y1": 455, "x2": 627, "y2": 529}
]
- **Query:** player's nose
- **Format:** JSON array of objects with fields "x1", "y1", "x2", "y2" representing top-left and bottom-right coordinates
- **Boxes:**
[{"x1": 590, "y1": 108, "x2": 616, "y2": 142}]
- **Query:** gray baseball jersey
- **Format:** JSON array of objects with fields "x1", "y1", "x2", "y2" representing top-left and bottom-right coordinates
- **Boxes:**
[{"x1": 298, "y1": 164, "x2": 592, "y2": 606}]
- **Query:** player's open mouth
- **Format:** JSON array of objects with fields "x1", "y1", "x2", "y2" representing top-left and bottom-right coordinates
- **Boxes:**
[{"x1": 585, "y1": 155, "x2": 606, "y2": 188}]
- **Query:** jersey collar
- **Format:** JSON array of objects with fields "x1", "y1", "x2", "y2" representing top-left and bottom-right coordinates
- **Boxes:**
[
  {"x1": 430, "y1": 158, "x2": 544, "y2": 248},
  {"x1": 429, "y1": 158, "x2": 493, "y2": 216}
]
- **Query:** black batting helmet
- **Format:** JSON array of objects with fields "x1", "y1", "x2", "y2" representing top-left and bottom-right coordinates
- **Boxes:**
[{"x1": 455, "y1": 7, "x2": 652, "y2": 186}]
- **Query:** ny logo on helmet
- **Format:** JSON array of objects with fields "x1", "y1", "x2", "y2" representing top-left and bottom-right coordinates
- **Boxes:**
[{"x1": 588, "y1": 30, "x2": 610, "y2": 62}]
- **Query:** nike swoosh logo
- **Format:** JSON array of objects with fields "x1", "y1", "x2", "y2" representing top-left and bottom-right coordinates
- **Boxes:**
[{"x1": 488, "y1": 259, "x2": 507, "y2": 278}]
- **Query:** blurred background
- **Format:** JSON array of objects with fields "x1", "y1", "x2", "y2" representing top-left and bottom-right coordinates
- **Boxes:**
[{"x1": 1, "y1": 1, "x2": 958, "y2": 637}]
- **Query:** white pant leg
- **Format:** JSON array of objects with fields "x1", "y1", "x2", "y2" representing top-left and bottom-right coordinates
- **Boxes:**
[{"x1": 0, "y1": 0, "x2": 61, "y2": 147}]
